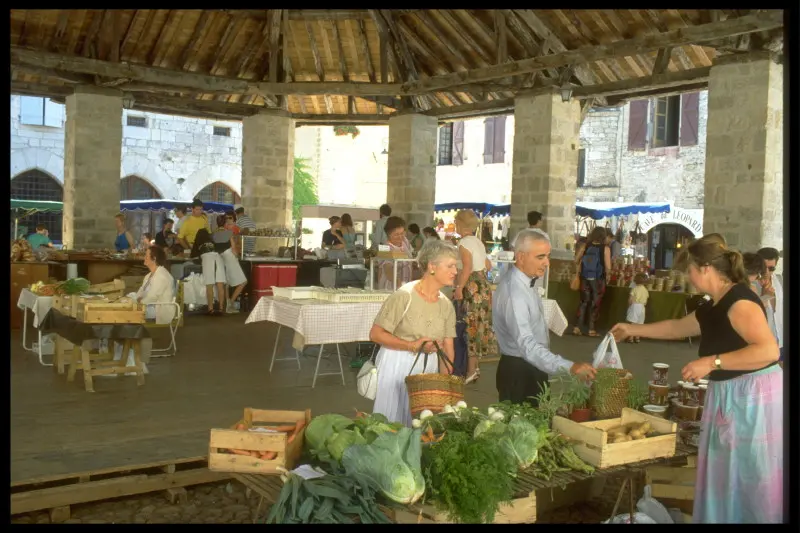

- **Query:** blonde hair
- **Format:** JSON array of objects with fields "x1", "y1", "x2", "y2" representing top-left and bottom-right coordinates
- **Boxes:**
[
  {"x1": 455, "y1": 209, "x2": 479, "y2": 234},
  {"x1": 674, "y1": 233, "x2": 746, "y2": 284},
  {"x1": 115, "y1": 213, "x2": 126, "y2": 222}
]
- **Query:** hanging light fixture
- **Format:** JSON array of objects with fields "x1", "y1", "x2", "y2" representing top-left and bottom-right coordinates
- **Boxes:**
[
  {"x1": 122, "y1": 94, "x2": 135, "y2": 110},
  {"x1": 560, "y1": 86, "x2": 573, "y2": 103}
]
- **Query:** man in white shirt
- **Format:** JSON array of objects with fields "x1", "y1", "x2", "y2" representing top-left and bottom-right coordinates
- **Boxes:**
[
  {"x1": 757, "y1": 247, "x2": 784, "y2": 362},
  {"x1": 234, "y1": 204, "x2": 257, "y2": 254},
  {"x1": 493, "y1": 229, "x2": 596, "y2": 404},
  {"x1": 370, "y1": 204, "x2": 392, "y2": 251},
  {"x1": 172, "y1": 206, "x2": 187, "y2": 235}
]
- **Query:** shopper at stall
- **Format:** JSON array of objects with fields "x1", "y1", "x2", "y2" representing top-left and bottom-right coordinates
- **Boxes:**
[
  {"x1": 743, "y1": 252, "x2": 767, "y2": 294},
  {"x1": 339, "y1": 213, "x2": 357, "y2": 254},
  {"x1": 493, "y1": 229, "x2": 596, "y2": 404},
  {"x1": 757, "y1": 247, "x2": 783, "y2": 362},
  {"x1": 114, "y1": 213, "x2": 135, "y2": 252},
  {"x1": 375, "y1": 216, "x2": 414, "y2": 291},
  {"x1": 407, "y1": 223, "x2": 424, "y2": 253},
  {"x1": 223, "y1": 211, "x2": 241, "y2": 255},
  {"x1": 610, "y1": 233, "x2": 782, "y2": 524},
  {"x1": 422, "y1": 227, "x2": 440, "y2": 241},
  {"x1": 172, "y1": 206, "x2": 187, "y2": 235},
  {"x1": 191, "y1": 228, "x2": 227, "y2": 315},
  {"x1": 572, "y1": 226, "x2": 611, "y2": 337},
  {"x1": 177, "y1": 199, "x2": 210, "y2": 249},
  {"x1": 234, "y1": 204, "x2": 257, "y2": 255},
  {"x1": 370, "y1": 203, "x2": 392, "y2": 250},
  {"x1": 27, "y1": 224, "x2": 54, "y2": 249},
  {"x1": 322, "y1": 216, "x2": 346, "y2": 250},
  {"x1": 526, "y1": 211, "x2": 549, "y2": 239},
  {"x1": 213, "y1": 215, "x2": 248, "y2": 313},
  {"x1": 625, "y1": 272, "x2": 649, "y2": 343},
  {"x1": 138, "y1": 233, "x2": 154, "y2": 252},
  {"x1": 369, "y1": 239, "x2": 458, "y2": 426},
  {"x1": 154, "y1": 219, "x2": 177, "y2": 251},
  {"x1": 453, "y1": 209, "x2": 497, "y2": 385}
]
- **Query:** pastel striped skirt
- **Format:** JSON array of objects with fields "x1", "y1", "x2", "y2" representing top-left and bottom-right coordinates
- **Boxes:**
[{"x1": 693, "y1": 364, "x2": 783, "y2": 523}]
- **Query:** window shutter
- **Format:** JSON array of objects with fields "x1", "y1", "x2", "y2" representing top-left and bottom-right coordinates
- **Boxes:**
[
  {"x1": 679, "y1": 92, "x2": 700, "y2": 147},
  {"x1": 452, "y1": 121, "x2": 465, "y2": 166},
  {"x1": 627, "y1": 99, "x2": 648, "y2": 151},
  {"x1": 577, "y1": 148, "x2": 586, "y2": 187},
  {"x1": 483, "y1": 118, "x2": 495, "y2": 164},
  {"x1": 20, "y1": 96, "x2": 45, "y2": 126},
  {"x1": 43, "y1": 99, "x2": 64, "y2": 128},
  {"x1": 492, "y1": 116, "x2": 506, "y2": 163}
]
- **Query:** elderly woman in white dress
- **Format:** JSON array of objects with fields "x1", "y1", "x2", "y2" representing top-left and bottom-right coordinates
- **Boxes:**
[
  {"x1": 369, "y1": 240, "x2": 459, "y2": 426},
  {"x1": 113, "y1": 246, "x2": 176, "y2": 374}
]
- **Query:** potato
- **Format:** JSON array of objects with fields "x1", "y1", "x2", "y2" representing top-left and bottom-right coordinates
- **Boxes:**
[
  {"x1": 629, "y1": 431, "x2": 646, "y2": 440},
  {"x1": 606, "y1": 426, "x2": 627, "y2": 436},
  {"x1": 637, "y1": 422, "x2": 652, "y2": 434}
]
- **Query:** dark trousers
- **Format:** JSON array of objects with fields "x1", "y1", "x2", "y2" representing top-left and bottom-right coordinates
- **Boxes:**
[
  {"x1": 496, "y1": 355, "x2": 550, "y2": 406},
  {"x1": 575, "y1": 278, "x2": 607, "y2": 331}
]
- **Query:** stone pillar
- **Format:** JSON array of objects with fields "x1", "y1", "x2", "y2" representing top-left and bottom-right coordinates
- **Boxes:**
[
  {"x1": 63, "y1": 86, "x2": 123, "y2": 249},
  {"x1": 510, "y1": 92, "x2": 581, "y2": 249},
  {"x1": 703, "y1": 53, "x2": 783, "y2": 253},
  {"x1": 241, "y1": 111, "x2": 295, "y2": 227},
  {"x1": 386, "y1": 113, "x2": 437, "y2": 229}
]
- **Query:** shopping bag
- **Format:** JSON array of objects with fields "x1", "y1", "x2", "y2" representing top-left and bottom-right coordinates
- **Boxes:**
[
  {"x1": 592, "y1": 333, "x2": 624, "y2": 369},
  {"x1": 356, "y1": 353, "x2": 379, "y2": 401}
]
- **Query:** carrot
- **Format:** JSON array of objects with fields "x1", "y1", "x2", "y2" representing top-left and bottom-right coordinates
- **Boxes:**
[
  {"x1": 293, "y1": 419, "x2": 306, "y2": 435},
  {"x1": 265, "y1": 425, "x2": 297, "y2": 432},
  {"x1": 229, "y1": 449, "x2": 254, "y2": 457},
  {"x1": 235, "y1": 423, "x2": 248, "y2": 431},
  {"x1": 262, "y1": 451, "x2": 278, "y2": 460},
  {"x1": 426, "y1": 426, "x2": 435, "y2": 442}
]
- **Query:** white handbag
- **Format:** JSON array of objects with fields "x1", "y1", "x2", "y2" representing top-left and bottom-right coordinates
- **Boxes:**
[{"x1": 357, "y1": 355, "x2": 379, "y2": 401}]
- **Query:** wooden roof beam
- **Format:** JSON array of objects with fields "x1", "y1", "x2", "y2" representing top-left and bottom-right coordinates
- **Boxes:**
[
  {"x1": 304, "y1": 20, "x2": 334, "y2": 114},
  {"x1": 403, "y1": 10, "x2": 783, "y2": 94},
  {"x1": 291, "y1": 113, "x2": 390, "y2": 125},
  {"x1": 178, "y1": 11, "x2": 213, "y2": 70},
  {"x1": 331, "y1": 20, "x2": 356, "y2": 114},
  {"x1": 652, "y1": 47, "x2": 673, "y2": 75}
]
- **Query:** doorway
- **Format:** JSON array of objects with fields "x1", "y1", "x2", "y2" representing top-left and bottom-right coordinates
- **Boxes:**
[{"x1": 647, "y1": 224, "x2": 695, "y2": 270}]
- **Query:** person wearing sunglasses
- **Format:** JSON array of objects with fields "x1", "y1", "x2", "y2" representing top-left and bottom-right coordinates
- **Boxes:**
[{"x1": 757, "y1": 247, "x2": 783, "y2": 363}]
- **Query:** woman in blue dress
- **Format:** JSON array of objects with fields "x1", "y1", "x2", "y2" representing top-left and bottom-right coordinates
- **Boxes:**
[{"x1": 114, "y1": 213, "x2": 135, "y2": 252}]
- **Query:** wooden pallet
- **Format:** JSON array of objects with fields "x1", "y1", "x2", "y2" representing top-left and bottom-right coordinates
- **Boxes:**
[{"x1": 10, "y1": 456, "x2": 231, "y2": 521}]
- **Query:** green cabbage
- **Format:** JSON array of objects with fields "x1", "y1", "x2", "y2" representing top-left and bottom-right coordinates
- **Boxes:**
[
  {"x1": 341, "y1": 427, "x2": 425, "y2": 505},
  {"x1": 498, "y1": 418, "x2": 540, "y2": 469},
  {"x1": 473, "y1": 419, "x2": 507, "y2": 439},
  {"x1": 327, "y1": 429, "x2": 367, "y2": 462},
  {"x1": 305, "y1": 414, "x2": 355, "y2": 461}
]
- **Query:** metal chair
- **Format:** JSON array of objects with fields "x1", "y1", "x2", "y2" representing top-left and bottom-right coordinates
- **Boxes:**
[{"x1": 146, "y1": 281, "x2": 184, "y2": 357}]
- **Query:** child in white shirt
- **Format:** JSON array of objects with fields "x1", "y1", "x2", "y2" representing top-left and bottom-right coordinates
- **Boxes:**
[{"x1": 626, "y1": 273, "x2": 649, "y2": 343}]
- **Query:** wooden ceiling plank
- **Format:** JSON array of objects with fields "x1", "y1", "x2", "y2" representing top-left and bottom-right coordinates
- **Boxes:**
[
  {"x1": 209, "y1": 14, "x2": 246, "y2": 76},
  {"x1": 402, "y1": 10, "x2": 782, "y2": 94},
  {"x1": 81, "y1": 9, "x2": 104, "y2": 58},
  {"x1": 378, "y1": 9, "x2": 432, "y2": 111},
  {"x1": 178, "y1": 11, "x2": 213, "y2": 70},
  {"x1": 126, "y1": 9, "x2": 157, "y2": 61},
  {"x1": 48, "y1": 10, "x2": 72, "y2": 53},
  {"x1": 283, "y1": 56, "x2": 307, "y2": 113},
  {"x1": 332, "y1": 21, "x2": 356, "y2": 113},
  {"x1": 116, "y1": 10, "x2": 139, "y2": 61},
  {"x1": 639, "y1": 10, "x2": 694, "y2": 70},
  {"x1": 495, "y1": 11, "x2": 508, "y2": 64},
  {"x1": 413, "y1": 11, "x2": 471, "y2": 71},
  {"x1": 146, "y1": 10, "x2": 173, "y2": 66},
  {"x1": 269, "y1": 10, "x2": 284, "y2": 83},
  {"x1": 652, "y1": 47, "x2": 673, "y2": 75},
  {"x1": 234, "y1": 17, "x2": 269, "y2": 79},
  {"x1": 317, "y1": 21, "x2": 336, "y2": 75},
  {"x1": 668, "y1": 9, "x2": 713, "y2": 65},
  {"x1": 64, "y1": 10, "x2": 88, "y2": 56},
  {"x1": 500, "y1": 10, "x2": 556, "y2": 82},
  {"x1": 354, "y1": 19, "x2": 376, "y2": 83},
  {"x1": 304, "y1": 20, "x2": 333, "y2": 113},
  {"x1": 154, "y1": 11, "x2": 185, "y2": 68},
  {"x1": 591, "y1": 12, "x2": 647, "y2": 78},
  {"x1": 602, "y1": 10, "x2": 632, "y2": 39},
  {"x1": 561, "y1": 9, "x2": 628, "y2": 81},
  {"x1": 439, "y1": 10, "x2": 492, "y2": 65}
]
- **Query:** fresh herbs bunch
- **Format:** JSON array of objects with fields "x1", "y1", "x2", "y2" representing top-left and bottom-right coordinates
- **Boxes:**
[
  {"x1": 422, "y1": 430, "x2": 516, "y2": 523},
  {"x1": 626, "y1": 379, "x2": 649, "y2": 411},
  {"x1": 531, "y1": 431, "x2": 595, "y2": 481},
  {"x1": 488, "y1": 401, "x2": 550, "y2": 430}
]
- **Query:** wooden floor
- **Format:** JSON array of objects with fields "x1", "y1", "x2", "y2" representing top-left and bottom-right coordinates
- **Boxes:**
[{"x1": 10, "y1": 312, "x2": 699, "y2": 485}]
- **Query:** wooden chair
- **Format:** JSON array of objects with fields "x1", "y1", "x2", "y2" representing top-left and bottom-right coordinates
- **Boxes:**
[{"x1": 146, "y1": 281, "x2": 184, "y2": 357}]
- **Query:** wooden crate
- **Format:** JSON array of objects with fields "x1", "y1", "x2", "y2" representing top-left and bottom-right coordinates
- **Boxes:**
[
  {"x1": 75, "y1": 300, "x2": 145, "y2": 324},
  {"x1": 552, "y1": 408, "x2": 677, "y2": 469},
  {"x1": 52, "y1": 294, "x2": 98, "y2": 318},
  {"x1": 208, "y1": 408, "x2": 311, "y2": 475},
  {"x1": 88, "y1": 279, "x2": 125, "y2": 295},
  {"x1": 645, "y1": 460, "x2": 697, "y2": 522}
]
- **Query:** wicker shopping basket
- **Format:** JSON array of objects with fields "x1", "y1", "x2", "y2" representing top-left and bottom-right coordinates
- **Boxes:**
[
  {"x1": 589, "y1": 368, "x2": 632, "y2": 420},
  {"x1": 405, "y1": 343, "x2": 464, "y2": 418}
]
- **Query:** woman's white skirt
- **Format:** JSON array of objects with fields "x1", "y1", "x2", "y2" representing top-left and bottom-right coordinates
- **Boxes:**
[
  {"x1": 222, "y1": 248, "x2": 247, "y2": 287},
  {"x1": 201, "y1": 251, "x2": 226, "y2": 285},
  {"x1": 372, "y1": 346, "x2": 439, "y2": 427},
  {"x1": 626, "y1": 302, "x2": 646, "y2": 324}
]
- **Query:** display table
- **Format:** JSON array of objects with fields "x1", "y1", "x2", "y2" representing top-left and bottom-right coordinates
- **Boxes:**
[
  {"x1": 245, "y1": 296, "x2": 384, "y2": 388},
  {"x1": 16, "y1": 288, "x2": 55, "y2": 366},
  {"x1": 38, "y1": 309, "x2": 151, "y2": 392},
  {"x1": 547, "y1": 281, "x2": 698, "y2": 332}
]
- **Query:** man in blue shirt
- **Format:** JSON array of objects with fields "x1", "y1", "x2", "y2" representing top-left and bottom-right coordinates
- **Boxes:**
[
  {"x1": 493, "y1": 229, "x2": 596, "y2": 404},
  {"x1": 27, "y1": 224, "x2": 53, "y2": 249}
]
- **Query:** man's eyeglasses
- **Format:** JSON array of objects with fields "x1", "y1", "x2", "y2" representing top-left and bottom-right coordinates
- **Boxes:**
[{"x1": 767, "y1": 266, "x2": 776, "y2": 272}]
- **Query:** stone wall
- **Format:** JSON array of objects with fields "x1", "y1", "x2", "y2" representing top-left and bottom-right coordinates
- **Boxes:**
[
  {"x1": 385, "y1": 113, "x2": 438, "y2": 229},
  {"x1": 703, "y1": 56, "x2": 783, "y2": 253}
]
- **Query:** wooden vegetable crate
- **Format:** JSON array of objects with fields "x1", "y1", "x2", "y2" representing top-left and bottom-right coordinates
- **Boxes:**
[
  {"x1": 208, "y1": 408, "x2": 311, "y2": 475},
  {"x1": 552, "y1": 408, "x2": 677, "y2": 469},
  {"x1": 75, "y1": 299, "x2": 145, "y2": 324}
]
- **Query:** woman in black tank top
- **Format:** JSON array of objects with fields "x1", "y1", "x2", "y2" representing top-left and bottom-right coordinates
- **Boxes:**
[{"x1": 609, "y1": 234, "x2": 782, "y2": 523}]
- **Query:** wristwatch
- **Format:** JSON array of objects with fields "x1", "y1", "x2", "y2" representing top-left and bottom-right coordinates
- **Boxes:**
[{"x1": 713, "y1": 356, "x2": 723, "y2": 370}]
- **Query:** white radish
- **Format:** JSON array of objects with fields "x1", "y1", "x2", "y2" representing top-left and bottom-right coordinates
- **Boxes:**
[
  {"x1": 420, "y1": 409, "x2": 434, "y2": 420},
  {"x1": 442, "y1": 405, "x2": 455, "y2": 414},
  {"x1": 489, "y1": 411, "x2": 505, "y2": 421},
  {"x1": 455, "y1": 401, "x2": 468, "y2": 410},
  {"x1": 411, "y1": 419, "x2": 422, "y2": 428}
]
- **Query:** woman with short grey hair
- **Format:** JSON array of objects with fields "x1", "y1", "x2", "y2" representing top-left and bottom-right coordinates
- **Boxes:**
[{"x1": 369, "y1": 239, "x2": 459, "y2": 426}]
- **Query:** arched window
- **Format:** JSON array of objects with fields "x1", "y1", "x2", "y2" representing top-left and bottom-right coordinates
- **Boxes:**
[
  {"x1": 11, "y1": 170, "x2": 63, "y2": 242},
  {"x1": 196, "y1": 181, "x2": 240, "y2": 205},
  {"x1": 120, "y1": 176, "x2": 163, "y2": 241}
]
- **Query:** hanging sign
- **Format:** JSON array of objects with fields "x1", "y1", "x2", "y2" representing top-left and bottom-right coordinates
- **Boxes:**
[{"x1": 638, "y1": 207, "x2": 703, "y2": 237}]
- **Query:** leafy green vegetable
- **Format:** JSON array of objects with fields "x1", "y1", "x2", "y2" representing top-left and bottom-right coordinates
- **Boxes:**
[
  {"x1": 341, "y1": 427, "x2": 425, "y2": 505},
  {"x1": 352, "y1": 412, "x2": 403, "y2": 444},
  {"x1": 58, "y1": 278, "x2": 90, "y2": 295},
  {"x1": 497, "y1": 418, "x2": 541, "y2": 470},
  {"x1": 473, "y1": 419, "x2": 506, "y2": 439},
  {"x1": 422, "y1": 431, "x2": 516, "y2": 523},
  {"x1": 305, "y1": 414, "x2": 356, "y2": 463},
  {"x1": 488, "y1": 401, "x2": 550, "y2": 430},
  {"x1": 327, "y1": 429, "x2": 367, "y2": 462},
  {"x1": 267, "y1": 470, "x2": 392, "y2": 524}
]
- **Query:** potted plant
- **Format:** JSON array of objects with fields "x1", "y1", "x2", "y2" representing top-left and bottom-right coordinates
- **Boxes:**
[{"x1": 562, "y1": 373, "x2": 592, "y2": 422}]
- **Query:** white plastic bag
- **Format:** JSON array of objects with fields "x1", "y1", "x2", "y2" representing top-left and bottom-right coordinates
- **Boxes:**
[
  {"x1": 592, "y1": 332, "x2": 624, "y2": 369},
  {"x1": 636, "y1": 485, "x2": 675, "y2": 524},
  {"x1": 604, "y1": 513, "x2": 658, "y2": 524}
]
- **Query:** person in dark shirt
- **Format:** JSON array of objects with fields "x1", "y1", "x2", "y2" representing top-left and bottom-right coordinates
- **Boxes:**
[
  {"x1": 154, "y1": 219, "x2": 177, "y2": 251},
  {"x1": 321, "y1": 216, "x2": 345, "y2": 249},
  {"x1": 611, "y1": 234, "x2": 781, "y2": 524}
]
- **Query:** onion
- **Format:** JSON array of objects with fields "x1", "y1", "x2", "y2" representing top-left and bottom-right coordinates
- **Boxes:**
[
  {"x1": 411, "y1": 419, "x2": 422, "y2": 428},
  {"x1": 420, "y1": 409, "x2": 434, "y2": 420},
  {"x1": 455, "y1": 401, "x2": 468, "y2": 410},
  {"x1": 442, "y1": 405, "x2": 455, "y2": 414}
]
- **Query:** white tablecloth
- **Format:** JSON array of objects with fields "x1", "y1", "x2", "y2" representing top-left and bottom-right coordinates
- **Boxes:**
[
  {"x1": 246, "y1": 296, "x2": 383, "y2": 346},
  {"x1": 542, "y1": 298, "x2": 568, "y2": 337},
  {"x1": 16, "y1": 288, "x2": 54, "y2": 328}
]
